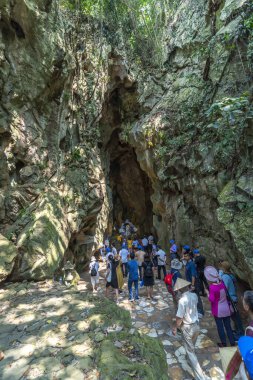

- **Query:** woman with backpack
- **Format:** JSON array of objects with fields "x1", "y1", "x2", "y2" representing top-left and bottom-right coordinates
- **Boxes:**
[
  {"x1": 142, "y1": 254, "x2": 155, "y2": 299},
  {"x1": 89, "y1": 256, "x2": 99, "y2": 293},
  {"x1": 219, "y1": 260, "x2": 244, "y2": 339},
  {"x1": 204, "y1": 266, "x2": 235, "y2": 347}
]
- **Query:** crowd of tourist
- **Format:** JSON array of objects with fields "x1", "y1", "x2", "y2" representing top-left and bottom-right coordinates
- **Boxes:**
[{"x1": 88, "y1": 225, "x2": 253, "y2": 380}]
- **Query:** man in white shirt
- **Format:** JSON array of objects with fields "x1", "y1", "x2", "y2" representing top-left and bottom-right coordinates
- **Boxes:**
[
  {"x1": 156, "y1": 245, "x2": 166, "y2": 280},
  {"x1": 119, "y1": 246, "x2": 129, "y2": 277},
  {"x1": 172, "y1": 278, "x2": 210, "y2": 380}
]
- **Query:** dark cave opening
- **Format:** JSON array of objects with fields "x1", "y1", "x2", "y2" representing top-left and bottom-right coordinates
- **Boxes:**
[{"x1": 107, "y1": 129, "x2": 154, "y2": 236}]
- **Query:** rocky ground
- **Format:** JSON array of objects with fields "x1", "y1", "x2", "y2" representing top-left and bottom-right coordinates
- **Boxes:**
[{"x1": 0, "y1": 263, "x2": 247, "y2": 380}]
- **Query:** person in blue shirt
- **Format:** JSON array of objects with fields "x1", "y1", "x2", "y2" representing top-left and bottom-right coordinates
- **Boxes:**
[
  {"x1": 184, "y1": 251, "x2": 204, "y2": 317},
  {"x1": 127, "y1": 252, "x2": 139, "y2": 301},
  {"x1": 219, "y1": 260, "x2": 244, "y2": 339}
]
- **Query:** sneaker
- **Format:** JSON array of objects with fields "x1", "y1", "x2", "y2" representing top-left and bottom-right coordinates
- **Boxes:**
[
  {"x1": 129, "y1": 298, "x2": 134, "y2": 302},
  {"x1": 135, "y1": 297, "x2": 140, "y2": 301}
]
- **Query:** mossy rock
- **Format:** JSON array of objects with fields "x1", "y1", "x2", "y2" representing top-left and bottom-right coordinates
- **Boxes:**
[{"x1": 0, "y1": 234, "x2": 18, "y2": 282}]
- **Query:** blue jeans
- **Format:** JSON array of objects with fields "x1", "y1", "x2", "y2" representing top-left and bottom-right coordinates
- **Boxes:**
[
  {"x1": 214, "y1": 316, "x2": 235, "y2": 346},
  {"x1": 128, "y1": 279, "x2": 139, "y2": 300}
]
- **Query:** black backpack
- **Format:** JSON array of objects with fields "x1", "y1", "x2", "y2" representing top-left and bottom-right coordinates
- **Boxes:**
[
  {"x1": 91, "y1": 263, "x2": 97, "y2": 277},
  {"x1": 145, "y1": 263, "x2": 153, "y2": 277}
]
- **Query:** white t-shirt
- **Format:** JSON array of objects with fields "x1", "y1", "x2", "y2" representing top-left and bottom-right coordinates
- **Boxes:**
[
  {"x1": 142, "y1": 238, "x2": 148, "y2": 247},
  {"x1": 119, "y1": 248, "x2": 129, "y2": 263},
  {"x1": 157, "y1": 249, "x2": 166, "y2": 266},
  {"x1": 176, "y1": 291, "x2": 199, "y2": 325}
]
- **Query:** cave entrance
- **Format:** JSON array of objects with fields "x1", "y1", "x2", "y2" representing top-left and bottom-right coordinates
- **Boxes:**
[{"x1": 107, "y1": 129, "x2": 154, "y2": 237}]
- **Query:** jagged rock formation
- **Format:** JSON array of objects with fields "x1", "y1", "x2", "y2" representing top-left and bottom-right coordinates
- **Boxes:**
[{"x1": 0, "y1": 0, "x2": 253, "y2": 286}]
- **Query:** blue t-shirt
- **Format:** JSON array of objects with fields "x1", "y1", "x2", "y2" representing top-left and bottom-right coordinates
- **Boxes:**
[
  {"x1": 127, "y1": 260, "x2": 139, "y2": 281},
  {"x1": 185, "y1": 260, "x2": 197, "y2": 282}
]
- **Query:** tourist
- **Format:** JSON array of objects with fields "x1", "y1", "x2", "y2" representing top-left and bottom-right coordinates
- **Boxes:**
[
  {"x1": 119, "y1": 244, "x2": 129, "y2": 277},
  {"x1": 105, "y1": 254, "x2": 119, "y2": 304},
  {"x1": 135, "y1": 246, "x2": 145, "y2": 280},
  {"x1": 105, "y1": 246, "x2": 113, "y2": 262},
  {"x1": 142, "y1": 254, "x2": 155, "y2": 299},
  {"x1": 183, "y1": 250, "x2": 204, "y2": 317},
  {"x1": 89, "y1": 256, "x2": 99, "y2": 293},
  {"x1": 115, "y1": 254, "x2": 124, "y2": 294},
  {"x1": 194, "y1": 249, "x2": 208, "y2": 297},
  {"x1": 169, "y1": 239, "x2": 177, "y2": 253},
  {"x1": 147, "y1": 233, "x2": 154, "y2": 253},
  {"x1": 172, "y1": 278, "x2": 210, "y2": 380},
  {"x1": 183, "y1": 244, "x2": 193, "y2": 259},
  {"x1": 111, "y1": 242, "x2": 117, "y2": 256},
  {"x1": 142, "y1": 235, "x2": 149, "y2": 252},
  {"x1": 170, "y1": 245, "x2": 179, "y2": 261},
  {"x1": 157, "y1": 245, "x2": 167, "y2": 280},
  {"x1": 242, "y1": 290, "x2": 253, "y2": 337},
  {"x1": 127, "y1": 252, "x2": 139, "y2": 301},
  {"x1": 165, "y1": 258, "x2": 182, "y2": 307},
  {"x1": 204, "y1": 266, "x2": 235, "y2": 347},
  {"x1": 132, "y1": 236, "x2": 139, "y2": 248},
  {"x1": 219, "y1": 260, "x2": 244, "y2": 339}
]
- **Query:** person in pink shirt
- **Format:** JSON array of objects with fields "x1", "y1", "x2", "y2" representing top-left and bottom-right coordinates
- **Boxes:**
[{"x1": 204, "y1": 266, "x2": 235, "y2": 347}]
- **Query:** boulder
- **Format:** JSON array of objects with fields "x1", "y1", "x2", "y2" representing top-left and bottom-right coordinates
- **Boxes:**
[{"x1": 0, "y1": 234, "x2": 18, "y2": 282}]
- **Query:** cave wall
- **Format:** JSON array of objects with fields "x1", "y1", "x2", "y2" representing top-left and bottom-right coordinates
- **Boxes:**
[
  {"x1": 126, "y1": 0, "x2": 253, "y2": 286},
  {"x1": 0, "y1": 0, "x2": 111, "y2": 280}
]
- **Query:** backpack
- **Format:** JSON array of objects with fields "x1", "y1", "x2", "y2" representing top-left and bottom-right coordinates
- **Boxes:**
[
  {"x1": 164, "y1": 273, "x2": 174, "y2": 286},
  {"x1": 91, "y1": 263, "x2": 97, "y2": 277},
  {"x1": 145, "y1": 263, "x2": 153, "y2": 277}
]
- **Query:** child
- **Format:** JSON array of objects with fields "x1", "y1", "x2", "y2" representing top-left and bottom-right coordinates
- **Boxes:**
[{"x1": 89, "y1": 256, "x2": 99, "y2": 293}]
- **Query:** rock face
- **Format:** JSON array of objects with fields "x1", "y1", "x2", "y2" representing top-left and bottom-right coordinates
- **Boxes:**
[
  {"x1": 0, "y1": 0, "x2": 111, "y2": 279},
  {"x1": 0, "y1": 0, "x2": 253, "y2": 285}
]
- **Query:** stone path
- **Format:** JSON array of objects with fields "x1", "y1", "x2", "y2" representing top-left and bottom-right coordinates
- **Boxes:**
[
  {"x1": 0, "y1": 262, "x2": 246, "y2": 380},
  {"x1": 87, "y1": 262, "x2": 226, "y2": 380}
]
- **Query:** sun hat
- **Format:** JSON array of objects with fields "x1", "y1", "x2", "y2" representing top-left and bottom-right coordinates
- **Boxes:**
[
  {"x1": 193, "y1": 249, "x2": 200, "y2": 254},
  {"x1": 238, "y1": 336, "x2": 253, "y2": 379},
  {"x1": 90, "y1": 256, "x2": 96, "y2": 262},
  {"x1": 173, "y1": 278, "x2": 191, "y2": 292},
  {"x1": 169, "y1": 239, "x2": 175, "y2": 244},
  {"x1": 171, "y1": 259, "x2": 183, "y2": 270},
  {"x1": 219, "y1": 347, "x2": 242, "y2": 380},
  {"x1": 183, "y1": 245, "x2": 190, "y2": 252},
  {"x1": 204, "y1": 266, "x2": 220, "y2": 282}
]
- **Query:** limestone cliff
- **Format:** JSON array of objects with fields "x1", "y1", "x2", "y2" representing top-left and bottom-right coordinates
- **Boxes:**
[{"x1": 0, "y1": 0, "x2": 253, "y2": 287}]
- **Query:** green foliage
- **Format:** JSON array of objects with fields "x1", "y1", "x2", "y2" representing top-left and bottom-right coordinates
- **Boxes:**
[
  {"x1": 60, "y1": 0, "x2": 178, "y2": 68},
  {"x1": 204, "y1": 95, "x2": 253, "y2": 168}
]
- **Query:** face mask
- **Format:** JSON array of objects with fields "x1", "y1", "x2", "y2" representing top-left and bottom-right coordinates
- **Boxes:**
[{"x1": 182, "y1": 259, "x2": 187, "y2": 266}]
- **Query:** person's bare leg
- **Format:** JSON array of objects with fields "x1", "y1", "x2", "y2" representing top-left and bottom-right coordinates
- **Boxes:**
[
  {"x1": 115, "y1": 289, "x2": 119, "y2": 303},
  {"x1": 150, "y1": 286, "x2": 153, "y2": 299}
]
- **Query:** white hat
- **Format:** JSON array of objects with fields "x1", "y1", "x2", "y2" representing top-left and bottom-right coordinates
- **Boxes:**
[
  {"x1": 171, "y1": 259, "x2": 183, "y2": 270},
  {"x1": 173, "y1": 278, "x2": 191, "y2": 292}
]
